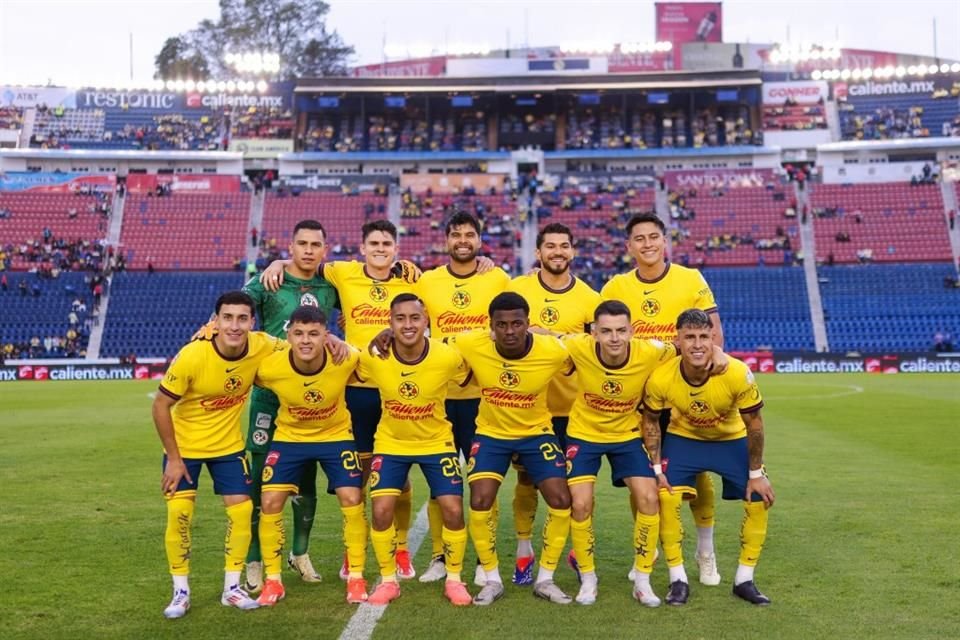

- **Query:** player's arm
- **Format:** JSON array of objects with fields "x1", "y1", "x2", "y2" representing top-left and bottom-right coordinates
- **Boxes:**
[
  {"x1": 390, "y1": 259, "x2": 422, "y2": 283},
  {"x1": 641, "y1": 407, "x2": 671, "y2": 494},
  {"x1": 259, "y1": 258, "x2": 292, "y2": 291},
  {"x1": 152, "y1": 390, "x2": 193, "y2": 495},
  {"x1": 709, "y1": 311, "x2": 725, "y2": 350},
  {"x1": 369, "y1": 327, "x2": 394, "y2": 358},
  {"x1": 325, "y1": 333, "x2": 351, "y2": 365},
  {"x1": 743, "y1": 409, "x2": 774, "y2": 508}
]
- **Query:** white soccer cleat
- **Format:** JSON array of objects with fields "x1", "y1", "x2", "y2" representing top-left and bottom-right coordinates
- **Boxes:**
[
  {"x1": 533, "y1": 580, "x2": 573, "y2": 605},
  {"x1": 418, "y1": 555, "x2": 447, "y2": 583},
  {"x1": 221, "y1": 585, "x2": 260, "y2": 610},
  {"x1": 574, "y1": 580, "x2": 598, "y2": 605},
  {"x1": 474, "y1": 562, "x2": 488, "y2": 587},
  {"x1": 288, "y1": 552, "x2": 322, "y2": 583},
  {"x1": 244, "y1": 561, "x2": 263, "y2": 593},
  {"x1": 163, "y1": 588, "x2": 190, "y2": 619},
  {"x1": 627, "y1": 567, "x2": 638, "y2": 581},
  {"x1": 472, "y1": 581, "x2": 505, "y2": 606},
  {"x1": 633, "y1": 583, "x2": 662, "y2": 608},
  {"x1": 695, "y1": 551, "x2": 721, "y2": 586}
]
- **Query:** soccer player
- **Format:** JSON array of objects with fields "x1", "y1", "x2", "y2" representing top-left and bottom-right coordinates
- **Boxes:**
[
  {"x1": 457, "y1": 292, "x2": 575, "y2": 606},
  {"x1": 358, "y1": 294, "x2": 473, "y2": 606},
  {"x1": 241, "y1": 219, "x2": 340, "y2": 591},
  {"x1": 262, "y1": 219, "x2": 420, "y2": 578},
  {"x1": 410, "y1": 211, "x2": 509, "y2": 583},
  {"x1": 563, "y1": 300, "x2": 675, "y2": 607},
  {"x1": 152, "y1": 291, "x2": 283, "y2": 619},
  {"x1": 601, "y1": 211, "x2": 725, "y2": 586},
  {"x1": 252, "y1": 306, "x2": 369, "y2": 606},
  {"x1": 506, "y1": 222, "x2": 600, "y2": 585},
  {"x1": 642, "y1": 309, "x2": 775, "y2": 606}
]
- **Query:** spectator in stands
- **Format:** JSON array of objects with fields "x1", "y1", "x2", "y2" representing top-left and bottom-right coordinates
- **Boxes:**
[
  {"x1": 31, "y1": 282, "x2": 41, "y2": 296},
  {"x1": 251, "y1": 226, "x2": 258, "y2": 247},
  {"x1": 18, "y1": 279, "x2": 27, "y2": 296},
  {"x1": 0, "y1": 274, "x2": 6, "y2": 292},
  {"x1": 950, "y1": 210, "x2": 956, "y2": 231}
]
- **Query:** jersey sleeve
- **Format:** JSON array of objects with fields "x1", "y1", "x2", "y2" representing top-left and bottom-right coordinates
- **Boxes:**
[
  {"x1": 320, "y1": 262, "x2": 345, "y2": 290},
  {"x1": 637, "y1": 337, "x2": 677, "y2": 364},
  {"x1": 599, "y1": 277, "x2": 616, "y2": 300},
  {"x1": 734, "y1": 364, "x2": 764, "y2": 413},
  {"x1": 159, "y1": 345, "x2": 195, "y2": 400},
  {"x1": 693, "y1": 271, "x2": 718, "y2": 313},
  {"x1": 642, "y1": 370, "x2": 668, "y2": 413},
  {"x1": 355, "y1": 350, "x2": 373, "y2": 384}
]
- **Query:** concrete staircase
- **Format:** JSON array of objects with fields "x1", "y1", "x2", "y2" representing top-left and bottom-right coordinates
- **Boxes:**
[
  {"x1": 796, "y1": 182, "x2": 829, "y2": 352},
  {"x1": 246, "y1": 189, "x2": 265, "y2": 267},
  {"x1": 86, "y1": 191, "x2": 127, "y2": 359},
  {"x1": 940, "y1": 180, "x2": 960, "y2": 274}
]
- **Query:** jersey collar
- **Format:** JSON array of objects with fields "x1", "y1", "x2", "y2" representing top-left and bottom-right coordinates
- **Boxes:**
[
  {"x1": 537, "y1": 270, "x2": 575, "y2": 294},
  {"x1": 212, "y1": 337, "x2": 249, "y2": 362},
  {"x1": 288, "y1": 347, "x2": 327, "y2": 376},
  {"x1": 634, "y1": 262, "x2": 671, "y2": 284},
  {"x1": 392, "y1": 338, "x2": 430, "y2": 365},
  {"x1": 594, "y1": 341, "x2": 630, "y2": 370},
  {"x1": 446, "y1": 263, "x2": 479, "y2": 279},
  {"x1": 495, "y1": 333, "x2": 533, "y2": 360}
]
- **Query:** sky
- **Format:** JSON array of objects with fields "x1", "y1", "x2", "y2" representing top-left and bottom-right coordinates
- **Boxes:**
[{"x1": 1, "y1": 0, "x2": 958, "y2": 86}]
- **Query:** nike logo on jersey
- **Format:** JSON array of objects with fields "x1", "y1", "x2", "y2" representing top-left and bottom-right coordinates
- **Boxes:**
[
  {"x1": 604, "y1": 372, "x2": 621, "y2": 377},
  {"x1": 454, "y1": 283, "x2": 468, "y2": 288},
  {"x1": 225, "y1": 367, "x2": 239, "y2": 373},
  {"x1": 450, "y1": 478, "x2": 463, "y2": 485},
  {"x1": 690, "y1": 390, "x2": 704, "y2": 396},
  {"x1": 502, "y1": 363, "x2": 515, "y2": 368},
  {"x1": 348, "y1": 472, "x2": 362, "y2": 478},
  {"x1": 643, "y1": 289, "x2": 656, "y2": 295},
  {"x1": 544, "y1": 298, "x2": 559, "y2": 303},
  {"x1": 303, "y1": 380, "x2": 318, "y2": 387},
  {"x1": 401, "y1": 371, "x2": 415, "y2": 377}
]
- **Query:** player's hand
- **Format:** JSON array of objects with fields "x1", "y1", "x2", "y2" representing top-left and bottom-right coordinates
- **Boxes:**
[
  {"x1": 475, "y1": 255, "x2": 496, "y2": 274},
  {"x1": 527, "y1": 326, "x2": 554, "y2": 336},
  {"x1": 190, "y1": 320, "x2": 217, "y2": 341},
  {"x1": 259, "y1": 260, "x2": 289, "y2": 292},
  {"x1": 708, "y1": 346, "x2": 729, "y2": 376},
  {"x1": 656, "y1": 472, "x2": 673, "y2": 494},
  {"x1": 526, "y1": 265, "x2": 541, "y2": 276},
  {"x1": 324, "y1": 334, "x2": 350, "y2": 365},
  {"x1": 746, "y1": 476, "x2": 775, "y2": 508},
  {"x1": 370, "y1": 328, "x2": 393, "y2": 359},
  {"x1": 390, "y1": 259, "x2": 422, "y2": 284},
  {"x1": 162, "y1": 458, "x2": 192, "y2": 497}
]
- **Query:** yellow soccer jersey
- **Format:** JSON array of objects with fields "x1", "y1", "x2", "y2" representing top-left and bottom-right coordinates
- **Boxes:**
[
  {"x1": 322, "y1": 260, "x2": 415, "y2": 388},
  {"x1": 455, "y1": 331, "x2": 572, "y2": 440},
  {"x1": 255, "y1": 348, "x2": 359, "y2": 443},
  {"x1": 565, "y1": 334, "x2": 676, "y2": 443},
  {"x1": 507, "y1": 273, "x2": 601, "y2": 416},
  {"x1": 643, "y1": 357, "x2": 763, "y2": 441},
  {"x1": 357, "y1": 339, "x2": 469, "y2": 455},
  {"x1": 601, "y1": 263, "x2": 717, "y2": 342},
  {"x1": 159, "y1": 332, "x2": 285, "y2": 458},
  {"x1": 415, "y1": 265, "x2": 510, "y2": 400}
]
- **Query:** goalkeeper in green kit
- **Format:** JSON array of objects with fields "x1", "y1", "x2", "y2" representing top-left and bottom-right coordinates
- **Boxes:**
[{"x1": 242, "y1": 219, "x2": 340, "y2": 591}]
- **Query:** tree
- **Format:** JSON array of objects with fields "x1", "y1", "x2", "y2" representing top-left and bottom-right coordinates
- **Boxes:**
[{"x1": 154, "y1": 0, "x2": 354, "y2": 80}]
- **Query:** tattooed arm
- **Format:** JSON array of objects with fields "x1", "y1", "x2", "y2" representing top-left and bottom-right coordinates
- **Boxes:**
[
  {"x1": 743, "y1": 409, "x2": 775, "y2": 507},
  {"x1": 641, "y1": 408, "x2": 671, "y2": 493}
]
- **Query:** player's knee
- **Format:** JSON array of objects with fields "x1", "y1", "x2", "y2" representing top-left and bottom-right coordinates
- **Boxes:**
[
  {"x1": 260, "y1": 492, "x2": 285, "y2": 514},
  {"x1": 371, "y1": 503, "x2": 394, "y2": 531},
  {"x1": 633, "y1": 487, "x2": 659, "y2": 516},
  {"x1": 337, "y1": 488, "x2": 363, "y2": 508},
  {"x1": 570, "y1": 491, "x2": 593, "y2": 521},
  {"x1": 543, "y1": 486, "x2": 572, "y2": 510},
  {"x1": 470, "y1": 492, "x2": 495, "y2": 512},
  {"x1": 439, "y1": 501, "x2": 464, "y2": 529}
]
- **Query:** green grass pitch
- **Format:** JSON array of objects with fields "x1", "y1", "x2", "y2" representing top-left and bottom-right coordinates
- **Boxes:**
[{"x1": 1, "y1": 373, "x2": 958, "y2": 639}]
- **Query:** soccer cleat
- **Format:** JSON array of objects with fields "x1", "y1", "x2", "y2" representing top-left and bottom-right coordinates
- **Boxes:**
[
  {"x1": 288, "y1": 552, "x2": 322, "y2": 583},
  {"x1": 419, "y1": 555, "x2": 447, "y2": 583},
  {"x1": 221, "y1": 585, "x2": 260, "y2": 610},
  {"x1": 244, "y1": 560, "x2": 263, "y2": 593},
  {"x1": 163, "y1": 588, "x2": 190, "y2": 619},
  {"x1": 257, "y1": 579, "x2": 286, "y2": 607},
  {"x1": 574, "y1": 580, "x2": 597, "y2": 605},
  {"x1": 395, "y1": 550, "x2": 416, "y2": 580},
  {"x1": 367, "y1": 580, "x2": 401, "y2": 605},
  {"x1": 444, "y1": 581, "x2": 473, "y2": 606},
  {"x1": 339, "y1": 551, "x2": 350, "y2": 581},
  {"x1": 733, "y1": 580, "x2": 771, "y2": 606},
  {"x1": 513, "y1": 555, "x2": 535, "y2": 586},
  {"x1": 695, "y1": 551, "x2": 721, "y2": 586},
  {"x1": 633, "y1": 584, "x2": 662, "y2": 608},
  {"x1": 346, "y1": 577, "x2": 368, "y2": 604},
  {"x1": 533, "y1": 580, "x2": 573, "y2": 605},
  {"x1": 473, "y1": 561, "x2": 488, "y2": 587},
  {"x1": 665, "y1": 580, "x2": 690, "y2": 606},
  {"x1": 473, "y1": 581, "x2": 505, "y2": 606},
  {"x1": 567, "y1": 550, "x2": 583, "y2": 584}
]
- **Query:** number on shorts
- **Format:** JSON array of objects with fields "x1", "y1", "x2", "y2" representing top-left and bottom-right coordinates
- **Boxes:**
[
  {"x1": 539, "y1": 442, "x2": 563, "y2": 462},
  {"x1": 341, "y1": 451, "x2": 361, "y2": 471},
  {"x1": 440, "y1": 456, "x2": 462, "y2": 478}
]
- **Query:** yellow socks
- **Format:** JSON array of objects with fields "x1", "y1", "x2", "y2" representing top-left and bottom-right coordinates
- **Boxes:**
[
  {"x1": 258, "y1": 511, "x2": 285, "y2": 579},
  {"x1": 427, "y1": 498, "x2": 444, "y2": 557},
  {"x1": 442, "y1": 526, "x2": 468, "y2": 582},
  {"x1": 468, "y1": 508, "x2": 499, "y2": 572},
  {"x1": 539, "y1": 507, "x2": 571, "y2": 572},
  {"x1": 395, "y1": 487, "x2": 413, "y2": 552},
  {"x1": 370, "y1": 525, "x2": 398, "y2": 578},
  {"x1": 513, "y1": 481, "x2": 538, "y2": 546},
  {"x1": 341, "y1": 503, "x2": 368, "y2": 578},
  {"x1": 632, "y1": 512, "x2": 660, "y2": 574},
  {"x1": 690, "y1": 472, "x2": 716, "y2": 527},
  {"x1": 570, "y1": 516, "x2": 596, "y2": 573},
  {"x1": 224, "y1": 500, "x2": 254, "y2": 573},
  {"x1": 164, "y1": 497, "x2": 195, "y2": 576}
]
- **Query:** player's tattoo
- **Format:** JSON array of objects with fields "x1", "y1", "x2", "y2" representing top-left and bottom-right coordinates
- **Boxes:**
[
  {"x1": 744, "y1": 410, "x2": 764, "y2": 469},
  {"x1": 641, "y1": 411, "x2": 662, "y2": 462}
]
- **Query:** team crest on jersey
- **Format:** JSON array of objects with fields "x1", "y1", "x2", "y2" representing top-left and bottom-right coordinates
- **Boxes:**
[
  {"x1": 368, "y1": 471, "x2": 380, "y2": 487},
  {"x1": 252, "y1": 429, "x2": 269, "y2": 446},
  {"x1": 224, "y1": 375, "x2": 243, "y2": 392},
  {"x1": 398, "y1": 381, "x2": 419, "y2": 399},
  {"x1": 451, "y1": 289, "x2": 471, "y2": 309},
  {"x1": 498, "y1": 370, "x2": 521, "y2": 388},
  {"x1": 299, "y1": 292, "x2": 319, "y2": 307},
  {"x1": 641, "y1": 298, "x2": 661, "y2": 317},
  {"x1": 565, "y1": 444, "x2": 580, "y2": 460},
  {"x1": 303, "y1": 389, "x2": 324, "y2": 404},
  {"x1": 369, "y1": 284, "x2": 388, "y2": 302},
  {"x1": 690, "y1": 400, "x2": 709, "y2": 414},
  {"x1": 601, "y1": 379, "x2": 623, "y2": 396},
  {"x1": 539, "y1": 307, "x2": 560, "y2": 326}
]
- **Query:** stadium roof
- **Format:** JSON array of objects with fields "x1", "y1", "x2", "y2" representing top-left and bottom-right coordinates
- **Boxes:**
[
  {"x1": 295, "y1": 69, "x2": 761, "y2": 93},
  {"x1": 817, "y1": 138, "x2": 960, "y2": 153},
  {"x1": 0, "y1": 149, "x2": 242, "y2": 161}
]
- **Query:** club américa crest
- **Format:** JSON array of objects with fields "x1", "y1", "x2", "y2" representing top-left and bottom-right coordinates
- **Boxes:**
[
  {"x1": 303, "y1": 389, "x2": 325, "y2": 404},
  {"x1": 498, "y1": 370, "x2": 521, "y2": 388},
  {"x1": 451, "y1": 289, "x2": 471, "y2": 309},
  {"x1": 601, "y1": 379, "x2": 623, "y2": 396},
  {"x1": 641, "y1": 298, "x2": 661, "y2": 317},
  {"x1": 224, "y1": 375, "x2": 243, "y2": 392},
  {"x1": 689, "y1": 399, "x2": 709, "y2": 414},
  {"x1": 398, "y1": 381, "x2": 419, "y2": 399},
  {"x1": 539, "y1": 306, "x2": 560, "y2": 326},
  {"x1": 369, "y1": 284, "x2": 388, "y2": 302}
]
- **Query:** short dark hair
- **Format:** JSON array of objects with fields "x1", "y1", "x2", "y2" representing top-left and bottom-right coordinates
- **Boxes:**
[
  {"x1": 215, "y1": 291, "x2": 255, "y2": 316},
  {"x1": 489, "y1": 291, "x2": 529, "y2": 317},
  {"x1": 361, "y1": 219, "x2": 397, "y2": 242},
  {"x1": 445, "y1": 211, "x2": 482, "y2": 236},
  {"x1": 288, "y1": 305, "x2": 327, "y2": 326},
  {"x1": 390, "y1": 292, "x2": 425, "y2": 311},
  {"x1": 625, "y1": 212, "x2": 666, "y2": 237},
  {"x1": 293, "y1": 219, "x2": 327, "y2": 239},
  {"x1": 594, "y1": 300, "x2": 631, "y2": 323},
  {"x1": 536, "y1": 222, "x2": 573, "y2": 248},
  {"x1": 676, "y1": 308, "x2": 713, "y2": 331}
]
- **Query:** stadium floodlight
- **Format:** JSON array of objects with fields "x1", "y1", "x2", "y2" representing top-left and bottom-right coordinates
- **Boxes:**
[
  {"x1": 185, "y1": 79, "x2": 196, "y2": 91},
  {"x1": 895, "y1": 66, "x2": 906, "y2": 77},
  {"x1": 883, "y1": 65, "x2": 895, "y2": 77},
  {"x1": 907, "y1": 65, "x2": 917, "y2": 74},
  {"x1": 861, "y1": 68, "x2": 872, "y2": 79},
  {"x1": 940, "y1": 63, "x2": 950, "y2": 73},
  {"x1": 840, "y1": 69, "x2": 851, "y2": 80},
  {"x1": 851, "y1": 68, "x2": 862, "y2": 80},
  {"x1": 928, "y1": 64, "x2": 939, "y2": 74},
  {"x1": 216, "y1": 81, "x2": 227, "y2": 91},
  {"x1": 226, "y1": 80, "x2": 237, "y2": 92},
  {"x1": 256, "y1": 79, "x2": 268, "y2": 92},
  {"x1": 165, "y1": 80, "x2": 176, "y2": 91},
  {"x1": 173, "y1": 79, "x2": 185, "y2": 91},
  {"x1": 811, "y1": 69, "x2": 822, "y2": 80},
  {"x1": 952, "y1": 63, "x2": 960, "y2": 73}
]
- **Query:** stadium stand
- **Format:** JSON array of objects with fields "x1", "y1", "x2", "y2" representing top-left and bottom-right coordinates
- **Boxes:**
[
  {"x1": 819, "y1": 263, "x2": 960, "y2": 351},
  {"x1": 120, "y1": 193, "x2": 249, "y2": 270},
  {"x1": 230, "y1": 106, "x2": 295, "y2": 139},
  {"x1": 99, "y1": 272, "x2": 244, "y2": 358},
  {"x1": 0, "y1": 106, "x2": 25, "y2": 131},
  {"x1": 809, "y1": 182, "x2": 951, "y2": 263},
  {"x1": 838, "y1": 90, "x2": 960, "y2": 140},
  {"x1": 0, "y1": 272, "x2": 94, "y2": 359},
  {"x1": 762, "y1": 100, "x2": 828, "y2": 131},
  {"x1": 30, "y1": 107, "x2": 105, "y2": 147},
  {"x1": 703, "y1": 266, "x2": 815, "y2": 351}
]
